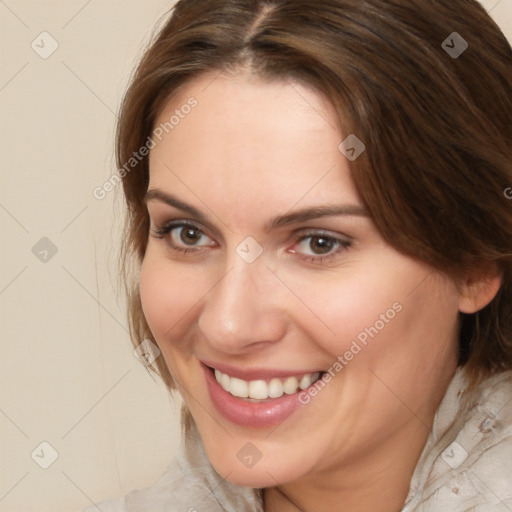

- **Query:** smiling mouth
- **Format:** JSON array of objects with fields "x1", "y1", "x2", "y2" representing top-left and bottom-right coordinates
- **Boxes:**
[{"x1": 211, "y1": 367, "x2": 324, "y2": 401}]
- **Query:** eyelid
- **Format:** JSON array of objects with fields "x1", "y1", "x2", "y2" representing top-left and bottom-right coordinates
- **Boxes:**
[
  {"x1": 152, "y1": 220, "x2": 216, "y2": 247},
  {"x1": 288, "y1": 229, "x2": 352, "y2": 262},
  {"x1": 151, "y1": 218, "x2": 353, "y2": 262},
  {"x1": 155, "y1": 218, "x2": 204, "y2": 231},
  {"x1": 152, "y1": 218, "x2": 210, "y2": 236},
  {"x1": 291, "y1": 227, "x2": 352, "y2": 242},
  {"x1": 147, "y1": 206, "x2": 225, "y2": 243}
]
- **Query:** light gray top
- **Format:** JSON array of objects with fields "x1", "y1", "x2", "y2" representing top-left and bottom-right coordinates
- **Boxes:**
[{"x1": 85, "y1": 368, "x2": 512, "y2": 512}]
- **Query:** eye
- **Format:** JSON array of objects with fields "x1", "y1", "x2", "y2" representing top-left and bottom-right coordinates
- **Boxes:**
[
  {"x1": 172, "y1": 225, "x2": 209, "y2": 246},
  {"x1": 151, "y1": 221, "x2": 216, "y2": 252},
  {"x1": 298, "y1": 235, "x2": 336, "y2": 255},
  {"x1": 290, "y1": 232, "x2": 351, "y2": 262}
]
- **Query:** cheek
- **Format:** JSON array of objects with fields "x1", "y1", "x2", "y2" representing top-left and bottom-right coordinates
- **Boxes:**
[
  {"x1": 282, "y1": 255, "x2": 459, "y2": 366},
  {"x1": 279, "y1": 262, "x2": 404, "y2": 352},
  {"x1": 139, "y1": 251, "x2": 204, "y2": 346}
]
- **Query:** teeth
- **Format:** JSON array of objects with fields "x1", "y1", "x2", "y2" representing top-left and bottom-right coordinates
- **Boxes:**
[
  {"x1": 268, "y1": 378, "x2": 283, "y2": 398},
  {"x1": 283, "y1": 376, "x2": 299, "y2": 394},
  {"x1": 213, "y1": 369, "x2": 322, "y2": 400},
  {"x1": 299, "y1": 373, "x2": 313, "y2": 390},
  {"x1": 230, "y1": 377, "x2": 249, "y2": 398},
  {"x1": 215, "y1": 369, "x2": 231, "y2": 392},
  {"x1": 248, "y1": 380, "x2": 268, "y2": 400}
]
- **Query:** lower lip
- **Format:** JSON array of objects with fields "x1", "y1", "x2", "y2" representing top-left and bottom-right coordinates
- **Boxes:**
[{"x1": 202, "y1": 364, "x2": 306, "y2": 428}]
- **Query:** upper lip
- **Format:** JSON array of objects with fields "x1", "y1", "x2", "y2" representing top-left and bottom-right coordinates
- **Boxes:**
[{"x1": 201, "y1": 360, "x2": 323, "y2": 381}]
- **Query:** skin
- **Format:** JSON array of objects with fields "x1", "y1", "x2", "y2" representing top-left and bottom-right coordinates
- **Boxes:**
[{"x1": 139, "y1": 71, "x2": 501, "y2": 512}]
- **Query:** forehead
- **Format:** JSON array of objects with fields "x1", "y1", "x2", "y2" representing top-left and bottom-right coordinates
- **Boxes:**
[{"x1": 148, "y1": 72, "x2": 362, "y2": 221}]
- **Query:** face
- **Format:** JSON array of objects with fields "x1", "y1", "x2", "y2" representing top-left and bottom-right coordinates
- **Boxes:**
[{"x1": 140, "y1": 71, "x2": 461, "y2": 488}]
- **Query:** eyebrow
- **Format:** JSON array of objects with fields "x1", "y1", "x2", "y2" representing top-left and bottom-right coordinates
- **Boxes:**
[
  {"x1": 267, "y1": 204, "x2": 369, "y2": 230},
  {"x1": 145, "y1": 188, "x2": 210, "y2": 224},
  {"x1": 145, "y1": 188, "x2": 369, "y2": 230}
]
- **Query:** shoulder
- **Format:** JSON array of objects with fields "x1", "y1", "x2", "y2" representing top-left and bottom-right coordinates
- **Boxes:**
[
  {"x1": 405, "y1": 369, "x2": 512, "y2": 512},
  {"x1": 83, "y1": 426, "x2": 262, "y2": 512}
]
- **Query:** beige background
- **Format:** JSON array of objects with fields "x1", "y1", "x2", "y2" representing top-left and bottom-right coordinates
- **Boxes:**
[{"x1": 0, "y1": 1, "x2": 511, "y2": 511}]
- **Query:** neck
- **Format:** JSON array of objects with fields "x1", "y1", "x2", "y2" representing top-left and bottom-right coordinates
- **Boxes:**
[{"x1": 263, "y1": 414, "x2": 433, "y2": 512}]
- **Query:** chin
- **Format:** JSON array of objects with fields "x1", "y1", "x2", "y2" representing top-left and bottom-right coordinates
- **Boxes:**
[
  {"x1": 215, "y1": 460, "x2": 286, "y2": 488},
  {"x1": 227, "y1": 469, "x2": 275, "y2": 488},
  {"x1": 202, "y1": 440, "x2": 307, "y2": 489}
]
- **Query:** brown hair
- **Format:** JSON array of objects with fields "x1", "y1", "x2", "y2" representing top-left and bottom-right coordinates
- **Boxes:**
[{"x1": 117, "y1": 0, "x2": 512, "y2": 398}]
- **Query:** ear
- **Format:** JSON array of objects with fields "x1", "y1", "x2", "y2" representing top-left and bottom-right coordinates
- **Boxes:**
[{"x1": 458, "y1": 264, "x2": 503, "y2": 314}]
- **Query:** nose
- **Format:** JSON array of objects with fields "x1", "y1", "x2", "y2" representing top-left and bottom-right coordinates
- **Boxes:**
[{"x1": 197, "y1": 255, "x2": 288, "y2": 354}]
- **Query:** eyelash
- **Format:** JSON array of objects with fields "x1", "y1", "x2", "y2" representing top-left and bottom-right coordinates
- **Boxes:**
[
  {"x1": 290, "y1": 231, "x2": 351, "y2": 263},
  {"x1": 151, "y1": 221, "x2": 352, "y2": 263},
  {"x1": 151, "y1": 221, "x2": 210, "y2": 254}
]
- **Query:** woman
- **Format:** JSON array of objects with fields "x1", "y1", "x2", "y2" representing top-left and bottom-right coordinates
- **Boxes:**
[{"x1": 90, "y1": 0, "x2": 512, "y2": 510}]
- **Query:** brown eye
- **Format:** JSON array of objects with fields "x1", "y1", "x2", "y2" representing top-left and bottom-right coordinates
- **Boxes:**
[
  {"x1": 152, "y1": 221, "x2": 215, "y2": 251},
  {"x1": 169, "y1": 225, "x2": 213, "y2": 248},
  {"x1": 292, "y1": 232, "x2": 351, "y2": 262},
  {"x1": 180, "y1": 226, "x2": 203, "y2": 245},
  {"x1": 309, "y1": 236, "x2": 335, "y2": 254}
]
